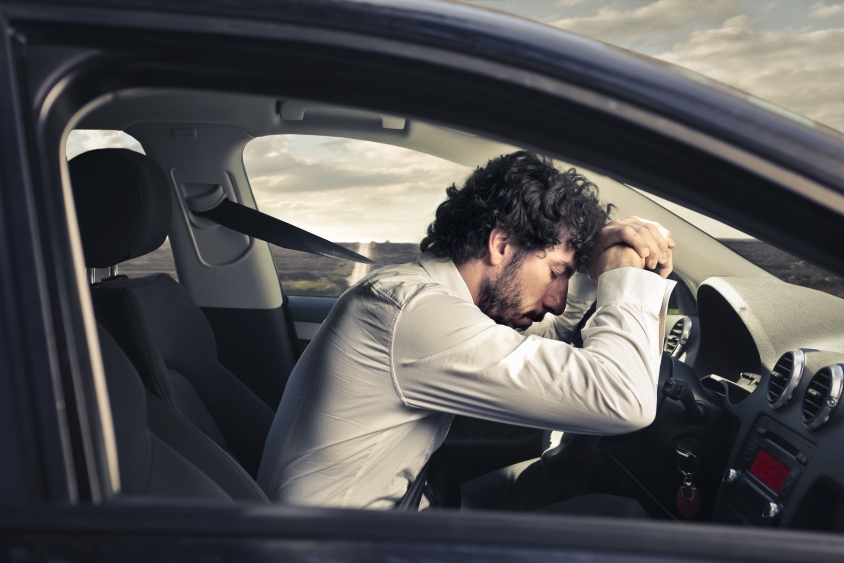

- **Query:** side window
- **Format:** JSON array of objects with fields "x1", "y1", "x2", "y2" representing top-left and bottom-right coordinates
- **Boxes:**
[
  {"x1": 66, "y1": 130, "x2": 178, "y2": 280},
  {"x1": 243, "y1": 135, "x2": 469, "y2": 296}
]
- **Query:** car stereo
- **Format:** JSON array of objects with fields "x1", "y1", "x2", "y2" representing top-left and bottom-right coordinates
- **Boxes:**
[{"x1": 719, "y1": 416, "x2": 815, "y2": 526}]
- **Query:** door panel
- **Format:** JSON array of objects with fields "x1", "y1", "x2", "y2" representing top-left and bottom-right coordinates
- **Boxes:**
[{"x1": 287, "y1": 295, "x2": 337, "y2": 351}]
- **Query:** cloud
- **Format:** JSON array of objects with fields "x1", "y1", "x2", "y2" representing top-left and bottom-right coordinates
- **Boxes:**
[
  {"x1": 657, "y1": 16, "x2": 844, "y2": 131},
  {"x1": 810, "y1": 2, "x2": 844, "y2": 18},
  {"x1": 548, "y1": 0, "x2": 742, "y2": 54},
  {"x1": 66, "y1": 130, "x2": 144, "y2": 160},
  {"x1": 244, "y1": 136, "x2": 470, "y2": 242},
  {"x1": 543, "y1": 1, "x2": 844, "y2": 132}
]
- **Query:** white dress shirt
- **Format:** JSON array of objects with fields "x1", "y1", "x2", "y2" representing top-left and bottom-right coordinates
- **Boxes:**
[{"x1": 258, "y1": 253, "x2": 675, "y2": 509}]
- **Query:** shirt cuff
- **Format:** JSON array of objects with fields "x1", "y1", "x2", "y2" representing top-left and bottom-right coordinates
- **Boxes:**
[
  {"x1": 568, "y1": 272, "x2": 597, "y2": 301},
  {"x1": 597, "y1": 267, "x2": 675, "y2": 314}
]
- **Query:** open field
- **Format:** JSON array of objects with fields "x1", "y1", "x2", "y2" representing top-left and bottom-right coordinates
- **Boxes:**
[
  {"x1": 120, "y1": 239, "x2": 178, "y2": 280},
  {"x1": 272, "y1": 242, "x2": 419, "y2": 296},
  {"x1": 120, "y1": 239, "x2": 844, "y2": 299}
]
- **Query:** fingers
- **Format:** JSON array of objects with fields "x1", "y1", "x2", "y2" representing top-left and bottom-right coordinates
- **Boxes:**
[
  {"x1": 615, "y1": 218, "x2": 671, "y2": 270},
  {"x1": 589, "y1": 243, "x2": 646, "y2": 281},
  {"x1": 654, "y1": 249, "x2": 673, "y2": 279},
  {"x1": 639, "y1": 218, "x2": 676, "y2": 249},
  {"x1": 594, "y1": 216, "x2": 675, "y2": 271},
  {"x1": 614, "y1": 225, "x2": 650, "y2": 260}
]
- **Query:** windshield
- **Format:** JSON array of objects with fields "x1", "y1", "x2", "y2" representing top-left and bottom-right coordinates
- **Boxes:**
[{"x1": 637, "y1": 191, "x2": 844, "y2": 298}]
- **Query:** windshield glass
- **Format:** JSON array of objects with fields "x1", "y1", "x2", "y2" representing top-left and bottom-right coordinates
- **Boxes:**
[{"x1": 638, "y1": 191, "x2": 844, "y2": 298}]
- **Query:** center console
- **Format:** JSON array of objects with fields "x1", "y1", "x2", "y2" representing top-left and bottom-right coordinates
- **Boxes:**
[{"x1": 718, "y1": 416, "x2": 815, "y2": 526}]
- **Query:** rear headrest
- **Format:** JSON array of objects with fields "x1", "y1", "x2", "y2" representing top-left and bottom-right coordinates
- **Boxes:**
[{"x1": 69, "y1": 149, "x2": 172, "y2": 268}]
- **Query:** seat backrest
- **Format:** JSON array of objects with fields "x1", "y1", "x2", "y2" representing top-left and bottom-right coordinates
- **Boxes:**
[
  {"x1": 69, "y1": 148, "x2": 274, "y2": 480},
  {"x1": 92, "y1": 274, "x2": 275, "y2": 478},
  {"x1": 98, "y1": 325, "x2": 233, "y2": 501}
]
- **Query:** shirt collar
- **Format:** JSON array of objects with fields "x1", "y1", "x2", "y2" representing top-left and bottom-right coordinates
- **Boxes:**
[{"x1": 418, "y1": 252, "x2": 474, "y2": 305}]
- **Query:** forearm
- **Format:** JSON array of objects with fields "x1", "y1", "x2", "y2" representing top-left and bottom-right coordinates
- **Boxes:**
[
  {"x1": 393, "y1": 269, "x2": 675, "y2": 434},
  {"x1": 522, "y1": 272, "x2": 597, "y2": 342}
]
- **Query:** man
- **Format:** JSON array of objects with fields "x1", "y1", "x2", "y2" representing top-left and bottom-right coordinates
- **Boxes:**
[{"x1": 258, "y1": 151, "x2": 675, "y2": 510}]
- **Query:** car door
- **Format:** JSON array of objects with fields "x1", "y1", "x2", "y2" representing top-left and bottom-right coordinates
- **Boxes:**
[{"x1": 4, "y1": 0, "x2": 844, "y2": 562}]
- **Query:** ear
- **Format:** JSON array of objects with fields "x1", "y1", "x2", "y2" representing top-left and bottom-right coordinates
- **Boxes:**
[{"x1": 486, "y1": 228, "x2": 511, "y2": 267}]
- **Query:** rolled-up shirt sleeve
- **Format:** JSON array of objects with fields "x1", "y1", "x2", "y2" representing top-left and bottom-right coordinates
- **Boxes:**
[{"x1": 391, "y1": 267, "x2": 675, "y2": 435}]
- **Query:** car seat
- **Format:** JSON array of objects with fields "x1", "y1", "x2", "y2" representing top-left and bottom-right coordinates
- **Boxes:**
[
  {"x1": 70, "y1": 148, "x2": 274, "y2": 480},
  {"x1": 98, "y1": 322, "x2": 246, "y2": 501}
]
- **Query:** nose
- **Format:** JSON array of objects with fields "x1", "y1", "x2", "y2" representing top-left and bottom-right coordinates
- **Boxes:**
[{"x1": 542, "y1": 280, "x2": 568, "y2": 316}]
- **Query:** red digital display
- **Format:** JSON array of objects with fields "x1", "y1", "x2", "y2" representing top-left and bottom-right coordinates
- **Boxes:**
[{"x1": 749, "y1": 448, "x2": 790, "y2": 494}]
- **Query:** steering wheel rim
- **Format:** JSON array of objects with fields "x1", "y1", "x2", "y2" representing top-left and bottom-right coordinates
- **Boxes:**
[{"x1": 540, "y1": 353, "x2": 673, "y2": 473}]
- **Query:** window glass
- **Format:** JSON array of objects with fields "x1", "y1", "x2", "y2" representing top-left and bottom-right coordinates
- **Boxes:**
[
  {"x1": 640, "y1": 191, "x2": 844, "y2": 299},
  {"x1": 244, "y1": 134, "x2": 844, "y2": 300},
  {"x1": 66, "y1": 130, "x2": 178, "y2": 280},
  {"x1": 243, "y1": 135, "x2": 470, "y2": 296}
]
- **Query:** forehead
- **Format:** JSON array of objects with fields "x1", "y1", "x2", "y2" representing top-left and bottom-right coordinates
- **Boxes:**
[{"x1": 532, "y1": 239, "x2": 576, "y2": 266}]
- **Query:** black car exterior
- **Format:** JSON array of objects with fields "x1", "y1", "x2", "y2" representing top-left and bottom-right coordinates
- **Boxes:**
[{"x1": 2, "y1": 0, "x2": 844, "y2": 561}]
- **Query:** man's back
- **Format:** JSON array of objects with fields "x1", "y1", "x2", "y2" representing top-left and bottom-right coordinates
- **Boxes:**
[{"x1": 257, "y1": 259, "x2": 456, "y2": 509}]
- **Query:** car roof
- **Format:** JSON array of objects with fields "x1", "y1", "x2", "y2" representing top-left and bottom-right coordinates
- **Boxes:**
[{"x1": 25, "y1": 0, "x2": 844, "y2": 277}]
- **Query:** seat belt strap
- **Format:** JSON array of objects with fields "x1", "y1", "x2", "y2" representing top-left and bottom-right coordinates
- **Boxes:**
[
  {"x1": 192, "y1": 196, "x2": 374, "y2": 264},
  {"x1": 396, "y1": 460, "x2": 431, "y2": 511}
]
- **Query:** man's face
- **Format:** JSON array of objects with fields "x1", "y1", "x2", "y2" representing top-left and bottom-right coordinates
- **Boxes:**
[{"x1": 477, "y1": 240, "x2": 577, "y2": 329}]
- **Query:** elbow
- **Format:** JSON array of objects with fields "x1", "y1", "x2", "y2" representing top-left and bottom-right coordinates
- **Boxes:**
[
  {"x1": 606, "y1": 393, "x2": 657, "y2": 435},
  {"x1": 623, "y1": 394, "x2": 657, "y2": 432},
  {"x1": 625, "y1": 401, "x2": 657, "y2": 432}
]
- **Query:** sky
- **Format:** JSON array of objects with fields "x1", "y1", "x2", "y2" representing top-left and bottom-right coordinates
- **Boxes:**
[
  {"x1": 66, "y1": 1, "x2": 844, "y2": 242},
  {"x1": 467, "y1": 0, "x2": 844, "y2": 134},
  {"x1": 241, "y1": 135, "x2": 469, "y2": 243}
]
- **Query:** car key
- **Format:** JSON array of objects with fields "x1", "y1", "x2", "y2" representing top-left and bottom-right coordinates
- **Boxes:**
[{"x1": 676, "y1": 449, "x2": 701, "y2": 518}]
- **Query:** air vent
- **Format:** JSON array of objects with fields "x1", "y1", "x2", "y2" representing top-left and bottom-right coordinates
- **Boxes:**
[
  {"x1": 767, "y1": 350, "x2": 805, "y2": 409},
  {"x1": 664, "y1": 318, "x2": 692, "y2": 358},
  {"x1": 802, "y1": 364, "x2": 844, "y2": 430}
]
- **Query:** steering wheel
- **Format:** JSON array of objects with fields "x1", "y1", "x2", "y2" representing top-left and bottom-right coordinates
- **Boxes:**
[{"x1": 541, "y1": 353, "x2": 674, "y2": 473}]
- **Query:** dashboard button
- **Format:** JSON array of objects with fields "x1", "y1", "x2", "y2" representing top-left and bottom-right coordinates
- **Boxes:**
[
  {"x1": 762, "y1": 501, "x2": 783, "y2": 523},
  {"x1": 724, "y1": 468, "x2": 741, "y2": 485},
  {"x1": 796, "y1": 452, "x2": 808, "y2": 464}
]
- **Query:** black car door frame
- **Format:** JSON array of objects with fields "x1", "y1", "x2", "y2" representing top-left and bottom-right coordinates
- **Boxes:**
[
  {"x1": 4, "y1": 0, "x2": 844, "y2": 561},
  {"x1": 0, "y1": 8, "x2": 105, "y2": 505}
]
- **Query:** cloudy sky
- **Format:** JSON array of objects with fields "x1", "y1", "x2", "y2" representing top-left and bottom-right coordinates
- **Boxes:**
[
  {"x1": 67, "y1": 1, "x2": 844, "y2": 242},
  {"x1": 241, "y1": 135, "x2": 468, "y2": 242},
  {"x1": 469, "y1": 0, "x2": 844, "y2": 133}
]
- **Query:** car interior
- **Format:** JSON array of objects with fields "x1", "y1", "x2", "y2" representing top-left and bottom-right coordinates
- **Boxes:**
[{"x1": 60, "y1": 85, "x2": 844, "y2": 530}]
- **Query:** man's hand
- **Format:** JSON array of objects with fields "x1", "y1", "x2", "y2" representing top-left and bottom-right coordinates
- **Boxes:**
[
  {"x1": 588, "y1": 216, "x2": 675, "y2": 280},
  {"x1": 589, "y1": 244, "x2": 645, "y2": 280}
]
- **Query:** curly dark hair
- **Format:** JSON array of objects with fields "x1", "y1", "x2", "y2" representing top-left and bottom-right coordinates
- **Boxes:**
[{"x1": 420, "y1": 151, "x2": 612, "y2": 270}]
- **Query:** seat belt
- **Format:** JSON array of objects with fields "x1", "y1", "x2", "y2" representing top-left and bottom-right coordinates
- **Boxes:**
[
  {"x1": 571, "y1": 301, "x2": 597, "y2": 348},
  {"x1": 396, "y1": 460, "x2": 431, "y2": 511},
  {"x1": 189, "y1": 194, "x2": 374, "y2": 264}
]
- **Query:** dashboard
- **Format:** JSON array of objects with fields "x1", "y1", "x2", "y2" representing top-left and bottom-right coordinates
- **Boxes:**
[{"x1": 670, "y1": 276, "x2": 844, "y2": 531}]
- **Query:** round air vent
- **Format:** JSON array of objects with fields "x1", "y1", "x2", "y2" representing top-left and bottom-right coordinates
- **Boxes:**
[
  {"x1": 767, "y1": 349, "x2": 805, "y2": 409},
  {"x1": 802, "y1": 364, "x2": 844, "y2": 430},
  {"x1": 664, "y1": 317, "x2": 692, "y2": 358}
]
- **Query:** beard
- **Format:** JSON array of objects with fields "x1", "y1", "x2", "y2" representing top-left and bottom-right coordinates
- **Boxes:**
[{"x1": 476, "y1": 251, "x2": 545, "y2": 327}]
